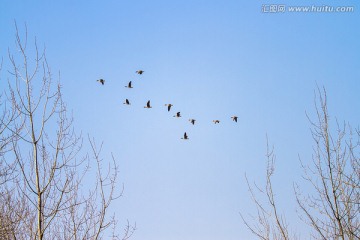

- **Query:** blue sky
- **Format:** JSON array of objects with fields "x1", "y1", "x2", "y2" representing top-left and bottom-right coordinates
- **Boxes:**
[{"x1": 1, "y1": 1, "x2": 359, "y2": 239}]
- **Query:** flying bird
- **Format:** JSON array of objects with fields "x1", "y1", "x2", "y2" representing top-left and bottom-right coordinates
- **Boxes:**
[
  {"x1": 231, "y1": 116, "x2": 238, "y2": 122},
  {"x1": 213, "y1": 120, "x2": 220, "y2": 124},
  {"x1": 97, "y1": 79, "x2": 105, "y2": 85},
  {"x1": 173, "y1": 112, "x2": 181, "y2": 118},
  {"x1": 165, "y1": 104, "x2": 173, "y2": 112},
  {"x1": 189, "y1": 119, "x2": 196, "y2": 125},
  {"x1": 125, "y1": 81, "x2": 133, "y2": 88},
  {"x1": 123, "y1": 99, "x2": 130, "y2": 105},
  {"x1": 144, "y1": 100, "x2": 152, "y2": 108},
  {"x1": 181, "y1": 132, "x2": 189, "y2": 140},
  {"x1": 136, "y1": 70, "x2": 144, "y2": 75}
]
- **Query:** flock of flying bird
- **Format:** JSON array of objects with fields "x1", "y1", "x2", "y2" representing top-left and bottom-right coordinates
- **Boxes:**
[{"x1": 97, "y1": 70, "x2": 238, "y2": 140}]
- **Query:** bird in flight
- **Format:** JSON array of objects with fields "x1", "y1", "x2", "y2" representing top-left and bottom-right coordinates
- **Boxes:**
[
  {"x1": 144, "y1": 100, "x2": 152, "y2": 108},
  {"x1": 97, "y1": 79, "x2": 105, "y2": 85},
  {"x1": 125, "y1": 81, "x2": 133, "y2": 88},
  {"x1": 173, "y1": 112, "x2": 181, "y2": 118},
  {"x1": 189, "y1": 119, "x2": 196, "y2": 125},
  {"x1": 231, "y1": 116, "x2": 238, "y2": 122},
  {"x1": 213, "y1": 120, "x2": 220, "y2": 124},
  {"x1": 136, "y1": 70, "x2": 144, "y2": 75},
  {"x1": 123, "y1": 99, "x2": 130, "y2": 105},
  {"x1": 181, "y1": 132, "x2": 189, "y2": 140},
  {"x1": 165, "y1": 104, "x2": 173, "y2": 112}
]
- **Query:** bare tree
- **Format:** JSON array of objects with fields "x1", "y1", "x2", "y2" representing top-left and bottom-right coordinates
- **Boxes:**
[
  {"x1": 0, "y1": 24, "x2": 135, "y2": 239},
  {"x1": 242, "y1": 88, "x2": 359, "y2": 240},
  {"x1": 295, "y1": 88, "x2": 360, "y2": 240},
  {"x1": 240, "y1": 138, "x2": 297, "y2": 240},
  {"x1": 0, "y1": 59, "x2": 20, "y2": 185},
  {"x1": 0, "y1": 53, "x2": 24, "y2": 240}
]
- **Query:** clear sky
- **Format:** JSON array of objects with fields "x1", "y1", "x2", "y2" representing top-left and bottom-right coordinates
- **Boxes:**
[{"x1": 1, "y1": 1, "x2": 359, "y2": 239}]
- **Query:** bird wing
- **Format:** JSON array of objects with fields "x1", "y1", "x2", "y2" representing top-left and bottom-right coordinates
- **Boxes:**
[{"x1": 147, "y1": 100, "x2": 151, "y2": 107}]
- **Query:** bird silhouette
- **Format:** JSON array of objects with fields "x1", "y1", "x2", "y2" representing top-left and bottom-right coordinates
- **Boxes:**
[
  {"x1": 123, "y1": 99, "x2": 130, "y2": 105},
  {"x1": 136, "y1": 70, "x2": 144, "y2": 75},
  {"x1": 125, "y1": 81, "x2": 133, "y2": 88},
  {"x1": 144, "y1": 100, "x2": 152, "y2": 108},
  {"x1": 97, "y1": 79, "x2": 105, "y2": 85},
  {"x1": 189, "y1": 119, "x2": 196, "y2": 125},
  {"x1": 213, "y1": 120, "x2": 220, "y2": 124},
  {"x1": 181, "y1": 132, "x2": 189, "y2": 140},
  {"x1": 231, "y1": 116, "x2": 238, "y2": 122},
  {"x1": 173, "y1": 112, "x2": 181, "y2": 118},
  {"x1": 165, "y1": 104, "x2": 173, "y2": 112}
]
